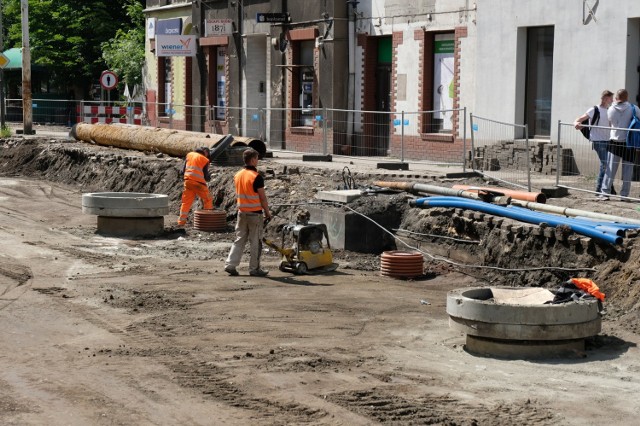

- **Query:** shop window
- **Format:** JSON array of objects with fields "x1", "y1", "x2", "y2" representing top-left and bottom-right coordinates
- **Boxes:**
[
  {"x1": 207, "y1": 47, "x2": 227, "y2": 121},
  {"x1": 292, "y1": 40, "x2": 315, "y2": 127},
  {"x1": 158, "y1": 57, "x2": 172, "y2": 117},
  {"x1": 421, "y1": 32, "x2": 455, "y2": 134}
]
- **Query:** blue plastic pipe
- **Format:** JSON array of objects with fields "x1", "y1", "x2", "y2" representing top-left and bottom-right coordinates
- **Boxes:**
[{"x1": 411, "y1": 196, "x2": 623, "y2": 245}]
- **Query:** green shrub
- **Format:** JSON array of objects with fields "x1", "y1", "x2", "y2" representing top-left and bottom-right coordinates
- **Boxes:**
[{"x1": 0, "y1": 124, "x2": 11, "y2": 138}]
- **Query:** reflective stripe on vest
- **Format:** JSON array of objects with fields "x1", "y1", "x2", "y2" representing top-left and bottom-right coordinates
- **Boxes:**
[
  {"x1": 235, "y1": 168, "x2": 262, "y2": 212},
  {"x1": 184, "y1": 152, "x2": 209, "y2": 184}
]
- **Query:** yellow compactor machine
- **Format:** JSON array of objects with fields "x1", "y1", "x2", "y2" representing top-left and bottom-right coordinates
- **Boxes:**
[{"x1": 262, "y1": 214, "x2": 338, "y2": 275}]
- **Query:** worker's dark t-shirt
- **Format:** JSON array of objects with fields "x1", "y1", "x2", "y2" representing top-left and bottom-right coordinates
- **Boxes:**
[{"x1": 244, "y1": 165, "x2": 264, "y2": 193}]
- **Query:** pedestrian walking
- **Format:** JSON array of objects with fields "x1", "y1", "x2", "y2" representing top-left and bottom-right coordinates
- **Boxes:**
[
  {"x1": 599, "y1": 89, "x2": 640, "y2": 200},
  {"x1": 224, "y1": 148, "x2": 271, "y2": 277},
  {"x1": 178, "y1": 147, "x2": 213, "y2": 226},
  {"x1": 574, "y1": 90, "x2": 614, "y2": 194}
]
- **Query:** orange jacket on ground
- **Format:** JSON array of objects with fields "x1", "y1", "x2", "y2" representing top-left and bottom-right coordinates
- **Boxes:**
[
  {"x1": 235, "y1": 168, "x2": 262, "y2": 212},
  {"x1": 569, "y1": 278, "x2": 605, "y2": 301},
  {"x1": 183, "y1": 152, "x2": 210, "y2": 184}
]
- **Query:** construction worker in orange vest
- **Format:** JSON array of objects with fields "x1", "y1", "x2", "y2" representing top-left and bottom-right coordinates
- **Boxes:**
[
  {"x1": 177, "y1": 147, "x2": 213, "y2": 226},
  {"x1": 224, "y1": 148, "x2": 271, "y2": 277}
]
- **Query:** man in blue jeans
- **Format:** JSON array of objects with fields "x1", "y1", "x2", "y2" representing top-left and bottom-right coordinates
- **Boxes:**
[
  {"x1": 574, "y1": 89, "x2": 614, "y2": 195},
  {"x1": 600, "y1": 89, "x2": 639, "y2": 200}
]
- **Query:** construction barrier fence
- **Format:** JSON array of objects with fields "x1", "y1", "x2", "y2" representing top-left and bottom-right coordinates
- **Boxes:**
[
  {"x1": 469, "y1": 114, "x2": 532, "y2": 191},
  {"x1": 3, "y1": 98, "x2": 467, "y2": 166}
]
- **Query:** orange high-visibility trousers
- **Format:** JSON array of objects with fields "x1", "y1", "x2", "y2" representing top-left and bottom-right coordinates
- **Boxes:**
[{"x1": 178, "y1": 180, "x2": 213, "y2": 225}]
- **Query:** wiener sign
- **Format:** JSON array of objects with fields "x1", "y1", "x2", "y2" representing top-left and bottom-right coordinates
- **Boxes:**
[{"x1": 156, "y1": 35, "x2": 198, "y2": 57}]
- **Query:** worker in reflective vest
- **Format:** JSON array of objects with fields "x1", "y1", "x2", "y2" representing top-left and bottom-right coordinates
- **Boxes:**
[
  {"x1": 178, "y1": 147, "x2": 213, "y2": 226},
  {"x1": 224, "y1": 148, "x2": 271, "y2": 277}
]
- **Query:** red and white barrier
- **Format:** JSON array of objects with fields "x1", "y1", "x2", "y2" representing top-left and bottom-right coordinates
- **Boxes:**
[{"x1": 76, "y1": 105, "x2": 142, "y2": 125}]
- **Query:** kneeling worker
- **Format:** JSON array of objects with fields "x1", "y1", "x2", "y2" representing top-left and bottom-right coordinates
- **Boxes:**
[
  {"x1": 178, "y1": 147, "x2": 213, "y2": 226},
  {"x1": 224, "y1": 148, "x2": 271, "y2": 277}
]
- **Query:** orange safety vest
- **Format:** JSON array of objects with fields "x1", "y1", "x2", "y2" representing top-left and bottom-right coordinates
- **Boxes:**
[
  {"x1": 184, "y1": 152, "x2": 209, "y2": 184},
  {"x1": 235, "y1": 168, "x2": 262, "y2": 212},
  {"x1": 569, "y1": 278, "x2": 605, "y2": 302}
]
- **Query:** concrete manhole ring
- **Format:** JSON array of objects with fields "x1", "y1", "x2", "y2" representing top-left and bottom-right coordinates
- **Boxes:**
[
  {"x1": 446, "y1": 287, "x2": 602, "y2": 358},
  {"x1": 82, "y1": 192, "x2": 169, "y2": 217}
]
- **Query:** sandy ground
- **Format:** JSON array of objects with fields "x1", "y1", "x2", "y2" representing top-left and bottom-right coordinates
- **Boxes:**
[
  {"x1": 2, "y1": 134, "x2": 640, "y2": 425},
  {"x1": 0, "y1": 176, "x2": 640, "y2": 425}
]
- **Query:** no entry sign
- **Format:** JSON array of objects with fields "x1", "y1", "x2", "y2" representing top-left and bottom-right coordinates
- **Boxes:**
[{"x1": 100, "y1": 70, "x2": 118, "y2": 90}]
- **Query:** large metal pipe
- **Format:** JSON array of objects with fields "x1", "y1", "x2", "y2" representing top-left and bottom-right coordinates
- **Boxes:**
[{"x1": 70, "y1": 122, "x2": 267, "y2": 158}]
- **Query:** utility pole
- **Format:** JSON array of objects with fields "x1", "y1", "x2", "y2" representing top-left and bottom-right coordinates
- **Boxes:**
[
  {"x1": 0, "y1": 0, "x2": 6, "y2": 128},
  {"x1": 21, "y1": 0, "x2": 32, "y2": 134}
]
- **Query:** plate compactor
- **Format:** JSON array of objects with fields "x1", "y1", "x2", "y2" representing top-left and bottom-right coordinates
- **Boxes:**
[{"x1": 262, "y1": 212, "x2": 338, "y2": 275}]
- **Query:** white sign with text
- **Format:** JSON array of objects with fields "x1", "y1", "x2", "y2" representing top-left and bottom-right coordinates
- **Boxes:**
[
  {"x1": 156, "y1": 35, "x2": 198, "y2": 57},
  {"x1": 205, "y1": 19, "x2": 233, "y2": 36}
]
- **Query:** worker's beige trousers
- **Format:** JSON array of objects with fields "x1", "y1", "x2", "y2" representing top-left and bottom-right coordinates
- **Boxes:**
[{"x1": 225, "y1": 212, "x2": 263, "y2": 272}]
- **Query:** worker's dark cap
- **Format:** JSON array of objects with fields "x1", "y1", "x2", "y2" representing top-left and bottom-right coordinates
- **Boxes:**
[{"x1": 196, "y1": 146, "x2": 211, "y2": 158}]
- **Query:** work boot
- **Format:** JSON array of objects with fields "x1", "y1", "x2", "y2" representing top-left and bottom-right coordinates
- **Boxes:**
[
  {"x1": 224, "y1": 265, "x2": 239, "y2": 276},
  {"x1": 611, "y1": 186, "x2": 617, "y2": 196},
  {"x1": 249, "y1": 269, "x2": 269, "y2": 277}
]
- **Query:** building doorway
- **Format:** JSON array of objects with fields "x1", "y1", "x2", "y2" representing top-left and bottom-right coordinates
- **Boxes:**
[
  {"x1": 374, "y1": 62, "x2": 391, "y2": 154},
  {"x1": 243, "y1": 35, "x2": 267, "y2": 139},
  {"x1": 372, "y1": 36, "x2": 392, "y2": 155},
  {"x1": 524, "y1": 26, "x2": 554, "y2": 138}
]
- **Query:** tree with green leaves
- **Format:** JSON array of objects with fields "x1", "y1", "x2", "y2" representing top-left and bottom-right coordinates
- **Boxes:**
[
  {"x1": 2, "y1": 0, "x2": 144, "y2": 98},
  {"x1": 101, "y1": 0, "x2": 145, "y2": 97}
]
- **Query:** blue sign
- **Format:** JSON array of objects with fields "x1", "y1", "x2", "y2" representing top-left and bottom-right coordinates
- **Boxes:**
[
  {"x1": 393, "y1": 119, "x2": 401, "y2": 126},
  {"x1": 157, "y1": 18, "x2": 182, "y2": 35},
  {"x1": 256, "y1": 13, "x2": 290, "y2": 23},
  {"x1": 315, "y1": 115, "x2": 323, "y2": 121},
  {"x1": 165, "y1": 108, "x2": 176, "y2": 115},
  {"x1": 404, "y1": 119, "x2": 409, "y2": 126},
  {"x1": 252, "y1": 114, "x2": 259, "y2": 121},
  {"x1": 472, "y1": 123, "x2": 479, "y2": 131}
]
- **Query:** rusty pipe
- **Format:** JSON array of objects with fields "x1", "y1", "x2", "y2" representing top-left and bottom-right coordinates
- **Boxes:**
[
  {"x1": 452, "y1": 185, "x2": 547, "y2": 203},
  {"x1": 70, "y1": 122, "x2": 266, "y2": 158}
]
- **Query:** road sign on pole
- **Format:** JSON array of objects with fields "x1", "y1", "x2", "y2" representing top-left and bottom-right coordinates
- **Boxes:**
[{"x1": 100, "y1": 70, "x2": 118, "y2": 91}]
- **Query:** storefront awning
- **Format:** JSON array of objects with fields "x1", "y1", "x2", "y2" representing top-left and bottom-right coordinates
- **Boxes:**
[{"x1": 2, "y1": 48, "x2": 23, "y2": 70}]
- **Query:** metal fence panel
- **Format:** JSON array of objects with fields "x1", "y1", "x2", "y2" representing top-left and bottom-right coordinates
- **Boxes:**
[
  {"x1": 557, "y1": 121, "x2": 640, "y2": 201},
  {"x1": 2, "y1": 99, "x2": 466, "y2": 167},
  {"x1": 470, "y1": 114, "x2": 531, "y2": 191}
]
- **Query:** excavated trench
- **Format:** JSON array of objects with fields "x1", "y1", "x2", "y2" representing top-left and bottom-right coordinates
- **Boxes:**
[{"x1": 2, "y1": 137, "x2": 640, "y2": 341}]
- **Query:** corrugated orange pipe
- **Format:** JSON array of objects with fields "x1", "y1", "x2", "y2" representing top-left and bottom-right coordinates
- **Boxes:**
[{"x1": 452, "y1": 185, "x2": 546, "y2": 203}]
